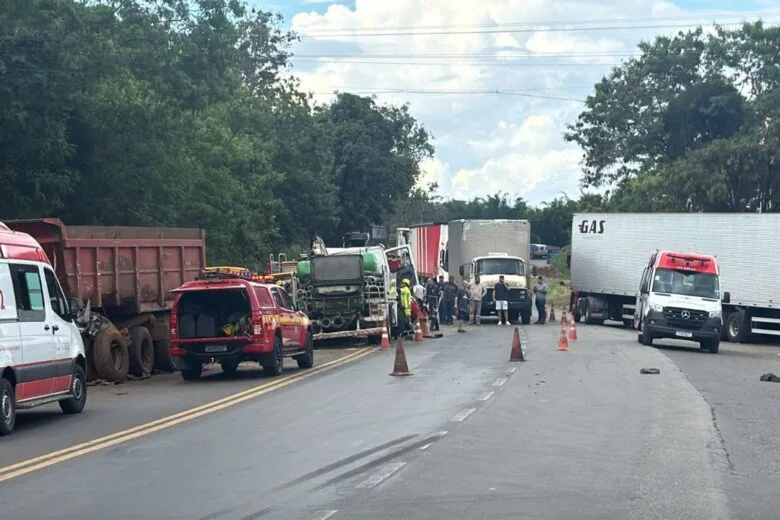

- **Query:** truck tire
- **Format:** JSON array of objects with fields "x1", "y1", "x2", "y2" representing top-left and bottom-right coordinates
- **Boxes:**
[
  {"x1": 521, "y1": 311, "x2": 531, "y2": 325},
  {"x1": 584, "y1": 307, "x2": 604, "y2": 326},
  {"x1": 93, "y1": 327, "x2": 129, "y2": 383},
  {"x1": 59, "y1": 365, "x2": 87, "y2": 415},
  {"x1": 640, "y1": 328, "x2": 653, "y2": 346},
  {"x1": 153, "y1": 339, "x2": 176, "y2": 373},
  {"x1": 128, "y1": 326, "x2": 155, "y2": 377},
  {"x1": 508, "y1": 311, "x2": 519, "y2": 324},
  {"x1": 725, "y1": 310, "x2": 749, "y2": 343},
  {"x1": 0, "y1": 377, "x2": 16, "y2": 436},
  {"x1": 700, "y1": 339, "x2": 720, "y2": 354}
]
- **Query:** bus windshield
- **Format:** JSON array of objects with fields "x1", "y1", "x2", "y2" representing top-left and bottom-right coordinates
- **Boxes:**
[
  {"x1": 476, "y1": 258, "x2": 524, "y2": 276},
  {"x1": 651, "y1": 268, "x2": 719, "y2": 299}
]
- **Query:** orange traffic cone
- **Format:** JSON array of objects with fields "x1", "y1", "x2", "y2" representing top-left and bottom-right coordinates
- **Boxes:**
[
  {"x1": 390, "y1": 338, "x2": 412, "y2": 376},
  {"x1": 421, "y1": 315, "x2": 433, "y2": 338},
  {"x1": 558, "y1": 322, "x2": 570, "y2": 351},
  {"x1": 561, "y1": 309, "x2": 568, "y2": 328},
  {"x1": 510, "y1": 327, "x2": 525, "y2": 362},
  {"x1": 380, "y1": 322, "x2": 391, "y2": 350},
  {"x1": 414, "y1": 319, "x2": 424, "y2": 342},
  {"x1": 568, "y1": 316, "x2": 578, "y2": 341},
  {"x1": 549, "y1": 305, "x2": 556, "y2": 323}
]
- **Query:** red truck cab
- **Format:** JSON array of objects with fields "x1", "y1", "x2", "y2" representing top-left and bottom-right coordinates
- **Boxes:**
[{"x1": 168, "y1": 267, "x2": 313, "y2": 380}]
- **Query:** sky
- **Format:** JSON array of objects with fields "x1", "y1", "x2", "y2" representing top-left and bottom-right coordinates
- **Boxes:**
[{"x1": 252, "y1": 0, "x2": 780, "y2": 206}]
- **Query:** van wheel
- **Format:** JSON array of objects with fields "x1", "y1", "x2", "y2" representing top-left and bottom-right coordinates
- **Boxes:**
[
  {"x1": 295, "y1": 331, "x2": 315, "y2": 369},
  {"x1": 128, "y1": 326, "x2": 155, "y2": 378},
  {"x1": 93, "y1": 326, "x2": 129, "y2": 383},
  {"x1": 264, "y1": 336, "x2": 284, "y2": 376},
  {"x1": 60, "y1": 365, "x2": 87, "y2": 414},
  {"x1": 0, "y1": 378, "x2": 16, "y2": 436}
]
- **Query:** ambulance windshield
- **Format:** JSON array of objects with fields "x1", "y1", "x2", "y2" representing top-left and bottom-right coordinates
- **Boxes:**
[{"x1": 652, "y1": 268, "x2": 719, "y2": 299}]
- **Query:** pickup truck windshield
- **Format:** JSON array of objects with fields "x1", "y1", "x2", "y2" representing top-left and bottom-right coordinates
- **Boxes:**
[
  {"x1": 652, "y1": 268, "x2": 719, "y2": 299},
  {"x1": 476, "y1": 258, "x2": 524, "y2": 276}
]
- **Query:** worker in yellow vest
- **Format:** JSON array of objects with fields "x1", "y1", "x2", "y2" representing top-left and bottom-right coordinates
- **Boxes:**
[{"x1": 400, "y1": 278, "x2": 413, "y2": 336}]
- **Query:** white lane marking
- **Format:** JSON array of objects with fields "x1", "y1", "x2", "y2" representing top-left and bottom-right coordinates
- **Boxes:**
[
  {"x1": 493, "y1": 377, "x2": 508, "y2": 387},
  {"x1": 356, "y1": 462, "x2": 407, "y2": 489},
  {"x1": 478, "y1": 391, "x2": 495, "y2": 401},
  {"x1": 312, "y1": 511, "x2": 339, "y2": 520},
  {"x1": 506, "y1": 367, "x2": 517, "y2": 375},
  {"x1": 418, "y1": 443, "x2": 433, "y2": 451},
  {"x1": 437, "y1": 430, "x2": 449, "y2": 436},
  {"x1": 451, "y1": 408, "x2": 477, "y2": 422}
]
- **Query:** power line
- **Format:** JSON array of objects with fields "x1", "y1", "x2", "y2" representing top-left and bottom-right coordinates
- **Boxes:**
[
  {"x1": 298, "y1": 12, "x2": 780, "y2": 35},
  {"x1": 292, "y1": 59, "x2": 625, "y2": 67},
  {"x1": 298, "y1": 18, "x2": 780, "y2": 38},
  {"x1": 293, "y1": 51, "x2": 638, "y2": 58},
  {"x1": 306, "y1": 88, "x2": 586, "y2": 102}
]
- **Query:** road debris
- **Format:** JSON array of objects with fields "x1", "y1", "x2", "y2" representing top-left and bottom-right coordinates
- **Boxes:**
[
  {"x1": 640, "y1": 368, "x2": 660, "y2": 375},
  {"x1": 759, "y1": 373, "x2": 780, "y2": 383}
]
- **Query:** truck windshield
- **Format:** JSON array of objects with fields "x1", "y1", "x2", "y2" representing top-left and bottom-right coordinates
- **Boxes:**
[
  {"x1": 652, "y1": 268, "x2": 719, "y2": 299},
  {"x1": 476, "y1": 258, "x2": 524, "y2": 276}
]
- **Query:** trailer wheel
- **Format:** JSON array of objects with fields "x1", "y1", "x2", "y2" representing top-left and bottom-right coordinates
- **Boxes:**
[
  {"x1": 128, "y1": 326, "x2": 155, "y2": 378},
  {"x1": 725, "y1": 310, "x2": 749, "y2": 343},
  {"x1": 153, "y1": 340, "x2": 176, "y2": 373},
  {"x1": 93, "y1": 327, "x2": 129, "y2": 383}
]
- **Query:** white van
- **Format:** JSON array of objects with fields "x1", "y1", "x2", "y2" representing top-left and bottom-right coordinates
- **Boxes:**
[{"x1": 0, "y1": 223, "x2": 87, "y2": 435}]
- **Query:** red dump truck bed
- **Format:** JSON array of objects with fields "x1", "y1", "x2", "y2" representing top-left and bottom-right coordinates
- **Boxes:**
[{"x1": 4, "y1": 218, "x2": 206, "y2": 315}]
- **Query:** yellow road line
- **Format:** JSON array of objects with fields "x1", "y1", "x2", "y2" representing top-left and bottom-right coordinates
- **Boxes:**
[{"x1": 0, "y1": 347, "x2": 376, "y2": 483}]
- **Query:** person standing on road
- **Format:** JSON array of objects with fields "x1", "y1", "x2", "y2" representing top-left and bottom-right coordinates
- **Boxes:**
[
  {"x1": 439, "y1": 275, "x2": 459, "y2": 325},
  {"x1": 457, "y1": 279, "x2": 470, "y2": 322},
  {"x1": 533, "y1": 275, "x2": 548, "y2": 324},
  {"x1": 425, "y1": 277, "x2": 440, "y2": 317},
  {"x1": 467, "y1": 275, "x2": 487, "y2": 325},
  {"x1": 493, "y1": 275, "x2": 510, "y2": 326},
  {"x1": 413, "y1": 277, "x2": 426, "y2": 304},
  {"x1": 400, "y1": 278, "x2": 413, "y2": 335}
]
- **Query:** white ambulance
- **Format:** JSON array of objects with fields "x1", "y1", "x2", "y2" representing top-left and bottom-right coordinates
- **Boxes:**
[{"x1": 0, "y1": 222, "x2": 87, "y2": 435}]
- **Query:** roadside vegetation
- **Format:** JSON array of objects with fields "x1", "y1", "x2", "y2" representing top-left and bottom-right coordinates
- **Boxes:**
[{"x1": 1, "y1": 2, "x2": 777, "y2": 264}]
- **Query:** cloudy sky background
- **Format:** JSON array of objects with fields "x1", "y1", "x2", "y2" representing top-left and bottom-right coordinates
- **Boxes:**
[{"x1": 252, "y1": 0, "x2": 780, "y2": 206}]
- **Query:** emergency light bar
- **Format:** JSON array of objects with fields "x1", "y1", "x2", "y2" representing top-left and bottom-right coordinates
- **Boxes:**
[{"x1": 197, "y1": 266, "x2": 266, "y2": 282}]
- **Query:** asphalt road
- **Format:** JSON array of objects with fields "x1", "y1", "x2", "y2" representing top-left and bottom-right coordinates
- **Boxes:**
[{"x1": 1, "y1": 317, "x2": 779, "y2": 519}]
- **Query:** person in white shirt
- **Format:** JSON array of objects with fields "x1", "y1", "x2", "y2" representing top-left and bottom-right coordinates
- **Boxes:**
[
  {"x1": 467, "y1": 275, "x2": 487, "y2": 325},
  {"x1": 413, "y1": 278, "x2": 426, "y2": 302}
]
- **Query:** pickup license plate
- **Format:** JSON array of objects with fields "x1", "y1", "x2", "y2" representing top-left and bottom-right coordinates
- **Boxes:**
[
  {"x1": 675, "y1": 331, "x2": 693, "y2": 338},
  {"x1": 204, "y1": 344, "x2": 228, "y2": 353}
]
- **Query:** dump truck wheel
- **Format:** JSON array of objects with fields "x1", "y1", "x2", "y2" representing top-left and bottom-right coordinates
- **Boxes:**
[
  {"x1": 128, "y1": 326, "x2": 155, "y2": 377},
  {"x1": 85, "y1": 338, "x2": 99, "y2": 381},
  {"x1": 153, "y1": 339, "x2": 176, "y2": 373},
  {"x1": 93, "y1": 327, "x2": 129, "y2": 382}
]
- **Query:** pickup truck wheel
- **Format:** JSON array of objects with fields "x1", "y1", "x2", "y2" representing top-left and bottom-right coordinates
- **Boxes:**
[
  {"x1": 93, "y1": 327, "x2": 129, "y2": 383},
  {"x1": 181, "y1": 361, "x2": 202, "y2": 381},
  {"x1": 264, "y1": 336, "x2": 284, "y2": 376},
  {"x1": 128, "y1": 326, "x2": 155, "y2": 378},
  {"x1": 296, "y1": 331, "x2": 315, "y2": 369},
  {"x1": 0, "y1": 378, "x2": 16, "y2": 436},
  {"x1": 59, "y1": 365, "x2": 87, "y2": 414},
  {"x1": 520, "y1": 311, "x2": 531, "y2": 325},
  {"x1": 154, "y1": 339, "x2": 176, "y2": 373},
  {"x1": 220, "y1": 360, "x2": 240, "y2": 376}
]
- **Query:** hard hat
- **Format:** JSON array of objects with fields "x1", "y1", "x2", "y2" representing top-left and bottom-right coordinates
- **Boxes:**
[{"x1": 402, "y1": 278, "x2": 410, "y2": 286}]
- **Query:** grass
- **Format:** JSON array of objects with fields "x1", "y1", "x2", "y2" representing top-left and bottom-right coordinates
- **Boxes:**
[{"x1": 544, "y1": 276, "x2": 571, "y2": 310}]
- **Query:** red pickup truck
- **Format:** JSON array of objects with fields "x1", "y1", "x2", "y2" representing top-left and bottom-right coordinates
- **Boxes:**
[{"x1": 168, "y1": 268, "x2": 313, "y2": 380}]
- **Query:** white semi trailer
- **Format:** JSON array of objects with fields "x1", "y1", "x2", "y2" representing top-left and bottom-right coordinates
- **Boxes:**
[{"x1": 569, "y1": 212, "x2": 780, "y2": 343}]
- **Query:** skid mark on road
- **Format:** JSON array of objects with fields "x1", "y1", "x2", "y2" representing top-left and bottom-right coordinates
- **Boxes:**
[
  {"x1": 274, "y1": 434, "x2": 417, "y2": 491},
  {"x1": 355, "y1": 462, "x2": 407, "y2": 489}
]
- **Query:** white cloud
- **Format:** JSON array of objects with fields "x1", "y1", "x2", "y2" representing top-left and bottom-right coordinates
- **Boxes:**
[{"x1": 288, "y1": 1, "x2": 780, "y2": 205}]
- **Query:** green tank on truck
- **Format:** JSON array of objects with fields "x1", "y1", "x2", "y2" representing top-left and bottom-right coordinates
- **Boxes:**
[{"x1": 3, "y1": 218, "x2": 206, "y2": 383}]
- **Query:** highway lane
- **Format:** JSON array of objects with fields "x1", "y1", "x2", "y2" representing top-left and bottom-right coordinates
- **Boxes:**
[
  {"x1": 0, "y1": 347, "x2": 367, "y2": 468},
  {"x1": 0, "y1": 323, "x2": 523, "y2": 519},
  {"x1": 2, "y1": 320, "x2": 778, "y2": 519}
]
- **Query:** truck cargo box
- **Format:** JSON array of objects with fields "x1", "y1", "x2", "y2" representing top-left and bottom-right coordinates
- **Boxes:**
[
  {"x1": 447, "y1": 219, "x2": 532, "y2": 284},
  {"x1": 4, "y1": 218, "x2": 206, "y2": 314},
  {"x1": 571, "y1": 212, "x2": 778, "y2": 308}
]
